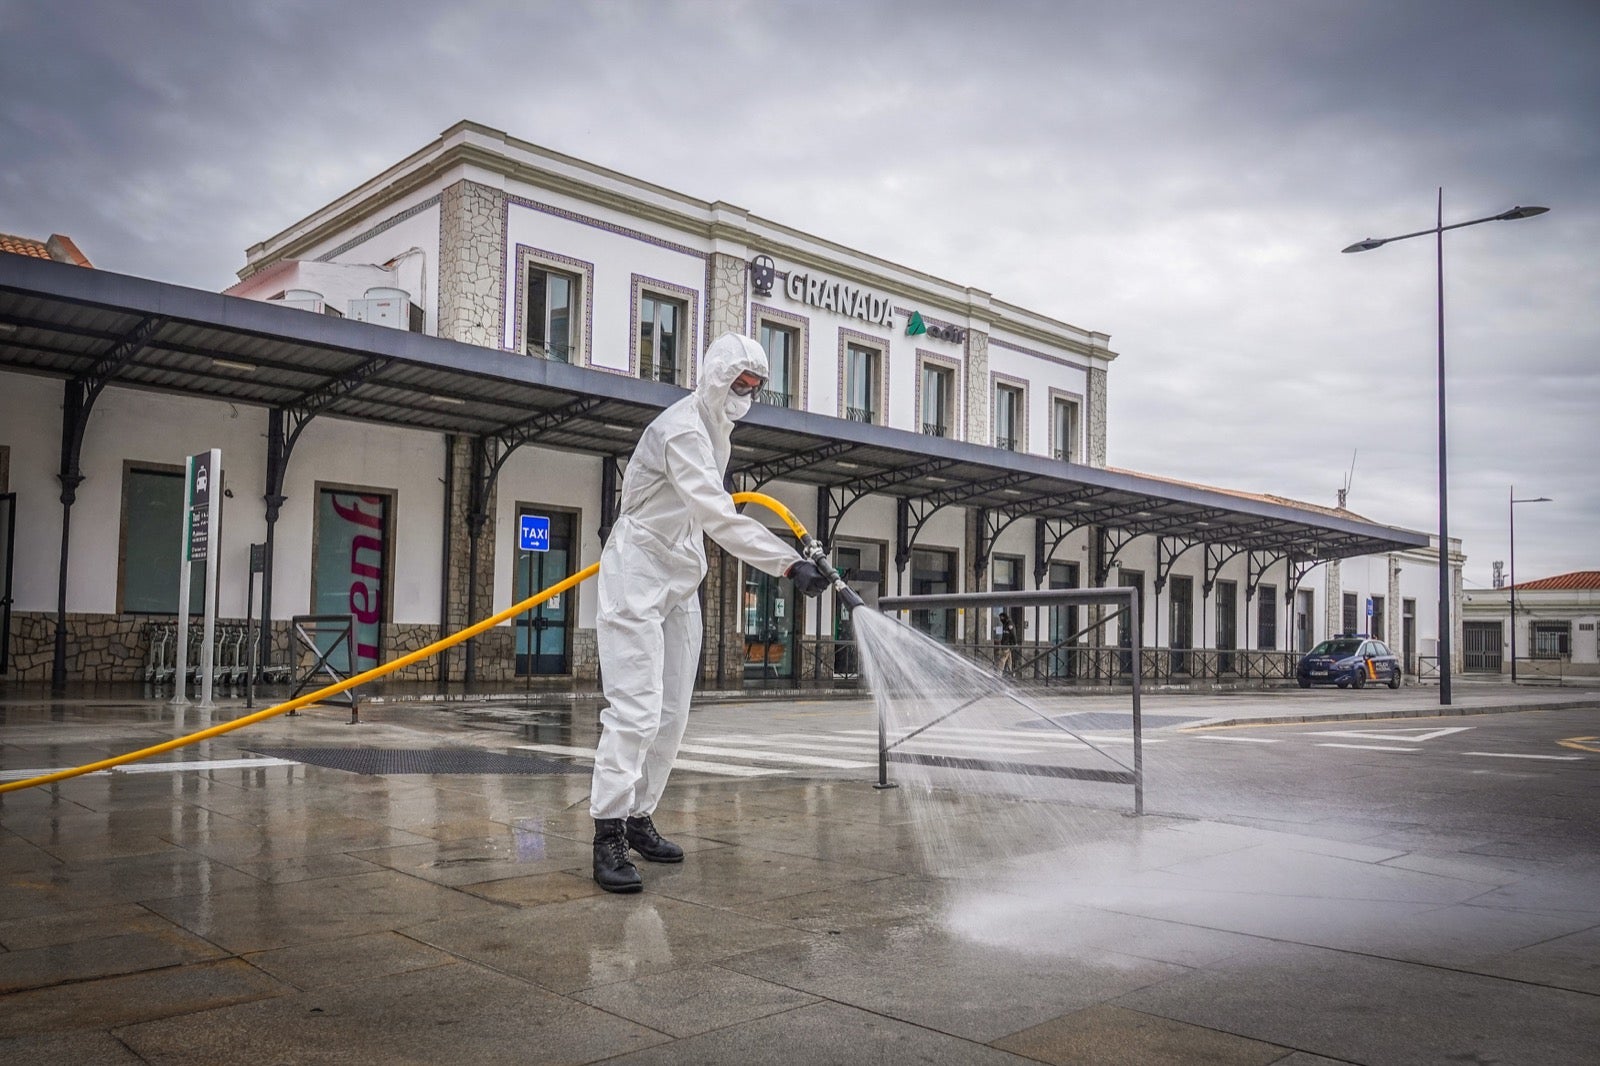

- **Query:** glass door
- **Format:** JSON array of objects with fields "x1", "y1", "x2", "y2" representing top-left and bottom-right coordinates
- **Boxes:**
[
  {"x1": 312, "y1": 489, "x2": 391, "y2": 673},
  {"x1": 1169, "y1": 575, "x2": 1194, "y2": 674},
  {"x1": 744, "y1": 563, "x2": 794, "y2": 682},
  {"x1": 0, "y1": 494, "x2": 13, "y2": 674},
  {"x1": 1048, "y1": 560, "x2": 1079, "y2": 678},
  {"x1": 831, "y1": 543, "x2": 882, "y2": 678},
  {"x1": 515, "y1": 508, "x2": 574, "y2": 675}
]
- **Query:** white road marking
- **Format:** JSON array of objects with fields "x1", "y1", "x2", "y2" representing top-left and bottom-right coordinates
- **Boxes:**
[
  {"x1": 513, "y1": 743, "x2": 781, "y2": 777},
  {"x1": 1196, "y1": 735, "x2": 1280, "y2": 743},
  {"x1": 1461, "y1": 751, "x2": 1584, "y2": 762},
  {"x1": 0, "y1": 767, "x2": 111, "y2": 781},
  {"x1": 673, "y1": 743, "x2": 871, "y2": 769},
  {"x1": 113, "y1": 758, "x2": 300, "y2": 774},
  {"x1": 1305, "y1": 726, "x2": 1473, "y2": 743},
  {"x1": 1314, "y1": 743, "x2": 1420, "y2": 753},
  {"x1": 2, "y1": 758, "x2": 297, "y2": 781}
]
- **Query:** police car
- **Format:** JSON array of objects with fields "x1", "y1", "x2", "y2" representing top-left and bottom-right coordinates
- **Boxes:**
[{"x1": 1296, "y1": 635, "x2": 1402, "y2": 689}]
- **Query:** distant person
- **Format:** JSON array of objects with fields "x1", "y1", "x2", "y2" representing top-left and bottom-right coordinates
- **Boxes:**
[{"x1": 994, "y1": 611, "x2": 1018, "y2": 675}]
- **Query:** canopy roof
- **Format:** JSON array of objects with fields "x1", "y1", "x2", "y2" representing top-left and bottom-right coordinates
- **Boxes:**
[{"x1": 0, "y1": 253, "x2": 1427, "y2": 560}]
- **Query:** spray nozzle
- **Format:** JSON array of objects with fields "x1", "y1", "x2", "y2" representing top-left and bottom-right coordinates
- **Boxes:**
[{"x1": 800, "y1": 535, "x2": 867, "y2": 610}]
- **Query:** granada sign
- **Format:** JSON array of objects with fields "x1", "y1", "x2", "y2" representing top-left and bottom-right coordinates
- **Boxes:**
[{"x1": 784, "y1": 269, "x2": 894, "y2": 327}]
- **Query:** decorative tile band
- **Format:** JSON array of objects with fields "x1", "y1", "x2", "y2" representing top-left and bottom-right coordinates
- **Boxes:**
[{"x1": 316, "y1": 195, "x2": 443, "y2": 262}]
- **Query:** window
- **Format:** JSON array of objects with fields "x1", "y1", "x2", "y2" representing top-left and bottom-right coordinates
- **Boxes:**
[
  {"x1": 525, "y1": 265, "x2": 579, "y2": 361},
  {"x1": 1258, "y1": 584, "x2": 1277, "y2": 649},
  {"x1": 920, "y1": 361, "x2": 954, "y2": 437},
  {"x1": 1371, "y1": 595, "x2": 1385, "y2": 642},
  {"x1": 1343, "y1": 592, "x2": 1359, "y2": 635},
  {"x1": 312, "y1": 488, "x2": 392, "y2": 673},
  {"x1": 844, "y1": 343, "x2": 879, "y2": 423},
  {"x1": 994, "y1": 383, "x2": 1022, "y2": 451},
  {"x1": 1530, "y1": 621, "x2": 1571, "y2": 660},
  {"x1": 758, "y1": 322, "x2": 797, "y2": 407},
  {"x1": 909, "y1": 548, "x2": 957, "y2": 641},
  {"x1": 1052, "y1": 395, "x2": 1080, "y2": 462},
  {"x1": 119, "y1": 466, "x2": 204, "y2": 614},
  {"x1": 639, "y1": 292, "x2": 687, "y2": 385}
]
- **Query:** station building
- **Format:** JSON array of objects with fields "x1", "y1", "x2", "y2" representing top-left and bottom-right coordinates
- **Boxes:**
[
  {"x1": 0, "y1": 121, "x2": 1453, "y2": 690},
  {"x1": 1462, "y1": 571, "x2": 1600, "y2": 680}
]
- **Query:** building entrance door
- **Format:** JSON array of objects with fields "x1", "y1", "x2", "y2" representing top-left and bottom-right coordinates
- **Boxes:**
[
  {"x1": 744, "y1": 563, "x2": 795, "y2": 682},
  {"x1": 1295, "y1": 589, "x2": 1315, "y2": 653},
  {"x1": 1047, "y1": 560, "x2": 1080, "y2": 678},
  {"x1": 0, "y1": 494, "x2": 13, "y2": 674},
  {"x1": 831, "y1": 542, "x2": 882, "y2": 678},
  {"x1": 1463, "y1": 621, "x2": 1504, "y2": 673},
  {"x1": 1169, "y1": 575, "x2": 1194, "y2": 674},
  {"x1": 515, "y1": 508, "x2": 574, "y2": 675}
]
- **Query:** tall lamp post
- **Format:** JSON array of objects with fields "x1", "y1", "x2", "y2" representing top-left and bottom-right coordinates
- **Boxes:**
[
  {"x1": 1342, "y1": 191, "x2": 1548, "y2": 706},
  {"x1": 1508, "y1": 488, "x2": 1552, "y2": 683}
]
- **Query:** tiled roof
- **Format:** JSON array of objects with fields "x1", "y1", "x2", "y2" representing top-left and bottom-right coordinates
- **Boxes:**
[
  {"x1": 0, "y1": 234, "x2": 52, "y2": 259},
  {"x1": 0, "y1": 232, "x2": 92, "y2": 267},
  {"x1": 1106, "y1": 466, "x2": 1369, "y2": 523},
  {"x1": 1512, "y1": 571, "x2": 1600, "y2": 591}
]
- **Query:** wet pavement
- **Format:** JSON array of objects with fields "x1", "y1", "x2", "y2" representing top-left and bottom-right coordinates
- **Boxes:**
[{"x1": 2, "y1": 680, "x2": 1599, "y2": 1064}]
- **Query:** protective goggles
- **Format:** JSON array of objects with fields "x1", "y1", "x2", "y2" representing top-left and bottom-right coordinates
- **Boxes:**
[{"x1": 729, "y1": 370, "x2": 766, "y2": 397}]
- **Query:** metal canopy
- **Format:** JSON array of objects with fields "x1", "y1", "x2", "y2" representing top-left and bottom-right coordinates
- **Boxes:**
[{"x1": 0, "y1": 254, "x2": 1427, "y2": 560}]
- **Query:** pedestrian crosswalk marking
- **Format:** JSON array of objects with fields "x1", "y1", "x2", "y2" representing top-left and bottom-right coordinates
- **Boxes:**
[
  {"x1": 1305, "y1": 726, "x2": 1473, "y2": 743},
  {"x1": 674, "y1": 743, "x2": 872, "y2": 769},
  {"x1": 512, "y1": 743, "x2": 781, "y2": 778}
]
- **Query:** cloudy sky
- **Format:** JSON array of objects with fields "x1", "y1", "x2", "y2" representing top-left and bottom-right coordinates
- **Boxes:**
[{"x1": 4, "y1": 0, "x2": 1595, "y2": 587}]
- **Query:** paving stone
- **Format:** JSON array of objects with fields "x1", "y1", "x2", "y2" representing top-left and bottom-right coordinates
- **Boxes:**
[
  {"x1": 598, "y1": 999, "x2": 1036, "y2": 1065},
  {"x1": 115, "y1": 960, "x2": 665, "y2": 1065},
  {"x1": 992, "y1": 1003, "x2": 1292, "y2": 1065},
  {"x1": 243, "y1": 930, "x2": 457, "y2": 990},
  {"x1": 572, "y1": 961, "x2": 820, "y2": 1037},
  {"x1": 0, "y1": 959, "x2": 288, "y2": 1037}
]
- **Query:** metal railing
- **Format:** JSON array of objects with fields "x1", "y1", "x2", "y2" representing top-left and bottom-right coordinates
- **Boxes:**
[
  {"x1": 922, "y1": 421, "x2": 948, "y2": 437},
  {"x1": 757, "y1": 388, "x2": 791, "y2": 408},
  {"x1": 875, "y1": 587, "x2": 1146, "y2": 814},
  {"x1": 774, "y1": 636, "x2": 1299, "y2": 688},
  {"x1": 846, "y1": 405, "x2": 875, "y2": 423},
  {"x1": 639, "y1": 356, "x2": 679, "y2": 384}
]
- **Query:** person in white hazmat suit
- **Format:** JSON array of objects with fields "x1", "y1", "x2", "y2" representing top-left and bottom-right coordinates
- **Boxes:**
[{"x1": 591, "y1": 333, "x2": 831, "y2": 893}]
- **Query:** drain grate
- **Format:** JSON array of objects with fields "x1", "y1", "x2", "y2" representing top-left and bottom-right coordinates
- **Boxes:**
[{"x1": 244, "y1": 746, "x2": 588, "y2": 776}]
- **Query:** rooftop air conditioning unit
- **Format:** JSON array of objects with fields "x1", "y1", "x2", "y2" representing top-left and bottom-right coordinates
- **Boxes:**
[
  {"x1": 348, "y1": 286, "x2": 424, "y2": 332},
  {"x1": 273, "y1": 288, "x2": 344, "y2": 318}
]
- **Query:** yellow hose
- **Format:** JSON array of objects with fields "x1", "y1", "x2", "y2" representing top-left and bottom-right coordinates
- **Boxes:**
[{"x1": 0, "y1": 491, "x2": 811, "y2": 795}]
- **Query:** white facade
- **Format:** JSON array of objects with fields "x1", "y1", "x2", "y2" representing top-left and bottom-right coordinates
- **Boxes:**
[
  {"x1": 0, "y1": 120, "x2": 1446, "y2": 684},
  {"x1": 1462, "y1": 576, "x2": 1600, "y2": 679}
]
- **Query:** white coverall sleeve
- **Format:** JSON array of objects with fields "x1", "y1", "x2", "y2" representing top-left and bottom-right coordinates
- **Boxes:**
[{"x1": 664, "y1": 432, "x2": 800, "y2": 577}]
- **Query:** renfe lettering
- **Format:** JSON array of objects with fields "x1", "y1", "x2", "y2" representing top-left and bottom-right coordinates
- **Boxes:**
[
  {"x1": 331, "y1": 494, "x2": 385, "y2": 662},
  {"x1": 784, "y1": 270, "x2": 895, "y2": 327}
]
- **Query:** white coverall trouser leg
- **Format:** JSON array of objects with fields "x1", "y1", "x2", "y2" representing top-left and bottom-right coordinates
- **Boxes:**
[{"x1": 590, "y1": 531, "x2": 704, "y2": 820}]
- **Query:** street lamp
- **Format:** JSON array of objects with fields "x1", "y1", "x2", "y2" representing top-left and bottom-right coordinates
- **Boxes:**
[
  {"x1": 1508, "y1": 488, "x2": 1552, "y2": 683},
  {"x1": 1343, "y1": 191, "x2": 1548, "y2": 705}
]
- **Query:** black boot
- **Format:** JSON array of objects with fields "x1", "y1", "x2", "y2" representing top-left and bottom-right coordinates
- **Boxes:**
[
  {"x1": 625, "y1": 813, "x2": 684, "y2": 864},
  {"x1": 593, "y1": 818, "x2": 642, "y2": 893}
]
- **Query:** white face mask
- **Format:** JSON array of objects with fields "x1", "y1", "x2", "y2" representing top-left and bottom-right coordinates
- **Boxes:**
[{"x1": 724, "y1": 392, "x2": 753, "y2": 420}]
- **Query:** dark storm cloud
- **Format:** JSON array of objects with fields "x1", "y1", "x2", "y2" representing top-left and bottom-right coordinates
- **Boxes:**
[{"x1": 2, "y1": 0, "x2": 1594, "y2": 582}]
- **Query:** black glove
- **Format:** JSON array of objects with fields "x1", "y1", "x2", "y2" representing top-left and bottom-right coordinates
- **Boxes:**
[{"x1": 786, "y1": 558, "x2": 831, "y2": 597}]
